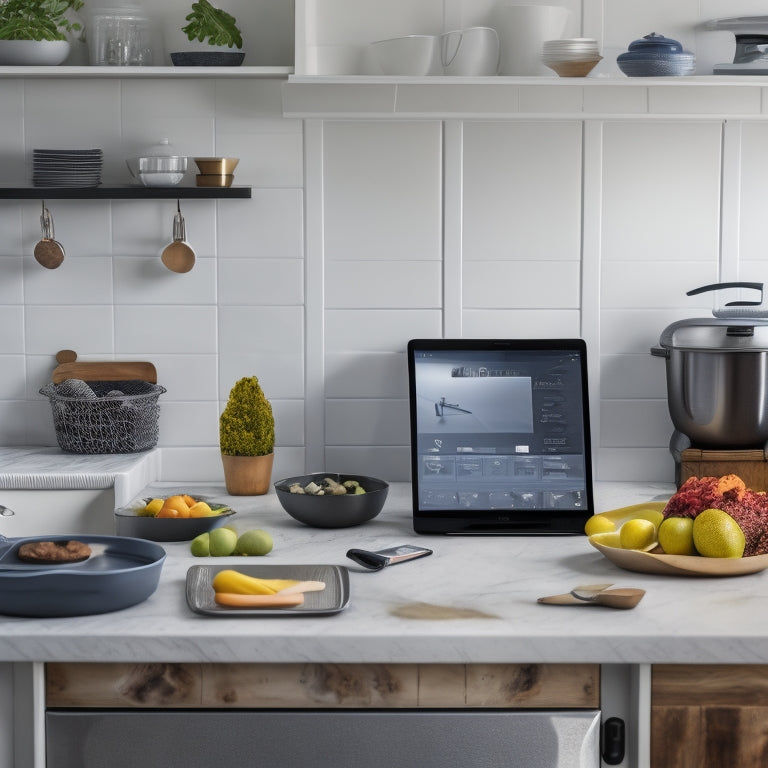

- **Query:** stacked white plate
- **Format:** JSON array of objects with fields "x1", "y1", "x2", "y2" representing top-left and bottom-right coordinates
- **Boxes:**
[
  {"x1": 542, "y1": 38, "x2": 602, "y2": 77},
  {"x1": 32, "y1": 148, "x2": 104, "y2": 187}
]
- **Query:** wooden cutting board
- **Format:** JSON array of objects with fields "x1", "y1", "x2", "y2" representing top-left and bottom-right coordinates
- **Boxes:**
[{"x1": 51, "y1": 350, "x2": 157, "y2": 384}]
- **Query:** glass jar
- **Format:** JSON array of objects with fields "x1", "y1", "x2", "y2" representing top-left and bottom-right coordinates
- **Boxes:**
[{"x1": 88, "y1": 3, "x2": 152, "y2": 66}]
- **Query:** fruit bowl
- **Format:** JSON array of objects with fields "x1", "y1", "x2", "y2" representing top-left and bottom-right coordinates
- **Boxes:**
[
  {"x1": 274, "y1": 473, "x2": 389, "y2": 528},
  {"x1": 587, "y1": 501, "x2": 768, "y2": 576},
  {"x1": 115, "y1": 496, "x2": 236, "y2": 542}
]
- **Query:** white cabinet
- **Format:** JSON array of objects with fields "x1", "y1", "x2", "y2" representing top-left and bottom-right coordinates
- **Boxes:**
[{"x1": 0, "y1": 489, "x2": 115, "y2": 537}]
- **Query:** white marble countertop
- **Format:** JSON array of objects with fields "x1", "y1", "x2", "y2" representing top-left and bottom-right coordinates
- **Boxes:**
[{"x1": 3, "y1": 477, "x2": 768, "y2": 666}]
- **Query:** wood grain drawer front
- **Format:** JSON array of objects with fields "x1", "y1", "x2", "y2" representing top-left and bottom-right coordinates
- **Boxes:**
[
  {"x1": 46, "y1": 663, "x2": 599, "y2": 710},
  {"x1": 652, "y1": 665, "x2": 768, "y2": 768}
]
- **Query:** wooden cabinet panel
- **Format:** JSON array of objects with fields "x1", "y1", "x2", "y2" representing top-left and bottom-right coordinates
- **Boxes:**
[
  {"x1": 47, "y1": 662, "x2": 599, "y2": 710},
  {"x1": 652, "y1": 665, "x2": 768, "y2": 768}
]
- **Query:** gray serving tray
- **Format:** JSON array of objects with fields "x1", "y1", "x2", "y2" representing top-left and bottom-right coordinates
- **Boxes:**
[{"x1": 186, "y1": 563, "x2": 350, "y2": 617}]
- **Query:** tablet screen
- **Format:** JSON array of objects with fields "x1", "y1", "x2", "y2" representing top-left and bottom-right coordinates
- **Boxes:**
[{"x1": 408, "y1": 339, "x2": 594, "y2": 534}]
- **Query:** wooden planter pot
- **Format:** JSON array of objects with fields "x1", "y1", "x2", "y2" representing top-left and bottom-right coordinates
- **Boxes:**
[{"x1": 221, "y1": 453, "x2": 274, "y2": 496}]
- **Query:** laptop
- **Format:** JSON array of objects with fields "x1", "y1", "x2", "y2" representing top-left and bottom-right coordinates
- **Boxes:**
[{"x1": 407, "y1": 339, "x2": 594, "y2": 534}]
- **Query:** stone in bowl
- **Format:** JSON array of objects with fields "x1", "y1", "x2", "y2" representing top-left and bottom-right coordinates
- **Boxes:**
[{"x1": 274, "y1": 473, "x2": 389, "y2": 528}]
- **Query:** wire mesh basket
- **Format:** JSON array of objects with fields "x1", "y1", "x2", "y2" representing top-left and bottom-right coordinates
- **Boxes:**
[{"x1": 39, "y1": 379, "x2": 166, "y2": 454}]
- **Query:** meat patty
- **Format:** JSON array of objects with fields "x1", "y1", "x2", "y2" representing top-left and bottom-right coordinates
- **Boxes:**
[{"x1": 17, "y1": 540, "x2": 92, "y2": 564}]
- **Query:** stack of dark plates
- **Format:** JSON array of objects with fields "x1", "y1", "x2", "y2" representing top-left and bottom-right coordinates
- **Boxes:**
[{"x1": 32, "y1": 148, "x2": 104, "y2": 187}]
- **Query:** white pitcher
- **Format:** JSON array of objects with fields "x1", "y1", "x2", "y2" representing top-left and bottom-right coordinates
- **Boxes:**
[
  {"x1": 440, "y1": 26, "x2": 500, "y2": 76},
  {"x1": 493, "y1": 4, "x2": 569, "y2": 75}
]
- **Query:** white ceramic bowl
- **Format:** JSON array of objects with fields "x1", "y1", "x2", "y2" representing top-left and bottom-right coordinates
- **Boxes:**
[
  {"x1": 0, "y1": 40, "x2": 70, "y2": 66},
  {"x1": 371, "y1": 35, "x2": 438, "y2": 76}
]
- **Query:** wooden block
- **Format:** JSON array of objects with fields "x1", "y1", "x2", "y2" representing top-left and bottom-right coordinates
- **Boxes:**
[{"x1": 679, "y1": 449, "x2": 768, "y2": 491}]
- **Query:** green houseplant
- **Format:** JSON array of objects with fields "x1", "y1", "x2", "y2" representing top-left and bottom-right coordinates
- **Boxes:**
[
  {"x1": 170, "y1": 0, "x2": 244, "y2": 66},
  {"x1": 219, "y1": 376, "x2": 275, "y2": 495},
  {"x1": 0, "y1": 0, "x2": 83, "y2": 40},
  {"x1": 0, "y1": 0, "x2": 83, "y2": 64},
  {"x1": 181, "y1": 0, "x2": 241, "y2": 49}
]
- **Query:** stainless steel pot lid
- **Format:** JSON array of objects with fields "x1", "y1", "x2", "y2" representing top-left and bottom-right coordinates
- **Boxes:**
[{"x1": 654, "y1": 282, "x2": 768, "y2": 352}]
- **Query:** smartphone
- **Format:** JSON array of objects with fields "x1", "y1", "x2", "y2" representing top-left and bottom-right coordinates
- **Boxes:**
[{"x1": 346, "y1": 544, "x2": 433, "y2": 571}]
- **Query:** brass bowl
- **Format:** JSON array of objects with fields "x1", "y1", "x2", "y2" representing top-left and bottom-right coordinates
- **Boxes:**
[
  {"x1": 544, "y1": 57, "x2": 602, "y2": 77},
  {"x1": 196, "y1": 173, "x2": 234, "y2": 188},
  {"x1": 194, "y1": 157, "x2": 239, "y2": 175}
]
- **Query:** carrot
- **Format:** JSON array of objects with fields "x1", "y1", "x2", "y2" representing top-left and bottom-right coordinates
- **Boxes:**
[{"x1": 214, "y1": 592, "x2": 305, "y2": 608}]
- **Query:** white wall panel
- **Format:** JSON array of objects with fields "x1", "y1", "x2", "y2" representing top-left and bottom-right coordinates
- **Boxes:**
[
  {"x1": 462, "y1": 122, "x2": 582, "y2": 263},
  {"x1": 325, "y1": 309, "x2": 442, "y2": 352},
  {"x1": 326, "y1": 399, "x2": 409, "y2": 445},
  {"x1": 326, "y1": 261, "x2": 442, "y2": 308},
  {"x1": 464, "y1": 261, "x2": 581, "y2": 309},
  {"x1": 601, "y1": 122, "x2": 721, "y2": 264},
  {"x1": 325, "y1": 352, "x2": 408, "y2": 399},
  {"x1": 462, "y1": 309, "x2": 581, "y2": 338},
  {"x1": 323, "y1": 121, "x2": 442, "y2": 262},
  {"x1": 218, "y1": 306, "x2": 305, "y2": 401}
]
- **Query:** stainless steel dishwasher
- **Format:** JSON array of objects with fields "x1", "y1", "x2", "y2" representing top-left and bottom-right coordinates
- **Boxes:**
[{"x1": 46, "y1": 709, "x2": 602, "y2": 767}]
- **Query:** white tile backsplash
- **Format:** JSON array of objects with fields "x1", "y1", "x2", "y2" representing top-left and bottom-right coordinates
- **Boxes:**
[
  {"x1": 115, "y1": 306, "x2": 218, "y2": 354},
  {"x1": 219, "y1": 258, "x2": 304, "y2": 306}
]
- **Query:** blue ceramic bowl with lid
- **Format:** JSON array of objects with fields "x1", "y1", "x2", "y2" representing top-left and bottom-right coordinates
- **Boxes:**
[{"x1": 617, "y1": 33, "x2": 695, "y2": 77}]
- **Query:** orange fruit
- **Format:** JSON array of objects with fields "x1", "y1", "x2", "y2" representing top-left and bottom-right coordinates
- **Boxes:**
[
  {"x1": 158, "y1": 495, "x2": 190, "y2": 518},
  {"x1": 182, "y1": 494, "x2": 197, "y2": 507}
]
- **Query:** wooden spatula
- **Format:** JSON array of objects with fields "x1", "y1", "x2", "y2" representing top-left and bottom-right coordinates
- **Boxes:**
[{"x1": 51, "y1": 350, "x2": 157, "y2": 383}]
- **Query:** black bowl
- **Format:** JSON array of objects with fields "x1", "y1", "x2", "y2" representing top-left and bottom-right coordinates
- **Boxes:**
[
  {"x1": 170, "y1": 51, "x2": 245, "y2": 67},
  {"x1": 115, "y1": 496, "x2": 236, "y2": 542},
  {"x1": 274, "y1": 473, "x2": 389, "y2": 528}
]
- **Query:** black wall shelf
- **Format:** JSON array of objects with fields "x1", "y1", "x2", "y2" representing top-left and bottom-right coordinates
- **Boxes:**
[{"x1": 0, "y1": 186, "x2": 252, "y2": 200}]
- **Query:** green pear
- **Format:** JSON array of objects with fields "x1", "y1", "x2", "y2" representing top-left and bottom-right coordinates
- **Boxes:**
[
  {"x1": 208, "y1": 526, "x2": 238, "y2": 556},
  {"x1": 189, "y1": 532, "x2": 210, "y2": 557},
  {"x1": 235, "y1": 529, "x2": 273, "y2": 556}
]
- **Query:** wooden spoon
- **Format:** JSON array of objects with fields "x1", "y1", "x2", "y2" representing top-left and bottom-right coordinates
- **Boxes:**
[
  {"x1": 160, "y1": 200, "x2": 195, "y2": 273},
  {"x1": 538, "y1": 585, "x2": 645, "y2": 609}
]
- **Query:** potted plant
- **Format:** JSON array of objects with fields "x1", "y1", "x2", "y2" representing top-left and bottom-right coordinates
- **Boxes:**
[
  {"x1": 219, "y1": 376, "x2": 275, "y2": 495},
  {"x1": 0, "y1": 0, "x2": 84, "y2": 65},
  {"x1": 170, "y1": 0, "x2": 244, "y2": 67}
]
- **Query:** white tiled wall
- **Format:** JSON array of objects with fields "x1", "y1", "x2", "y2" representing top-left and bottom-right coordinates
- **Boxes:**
[
  {"x1": 4, "y1": 1, "x2": 768, "y2": 486},
  {"x1": 0, "y1": 77, "x2": 305, "y2": 482}
]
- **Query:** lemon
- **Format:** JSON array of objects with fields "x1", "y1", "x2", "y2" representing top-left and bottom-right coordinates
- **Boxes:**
[
  {"x1": 619, "y1": 518, "x2": 657, "y2": 551},
  {"x1": 188, "y1": 501, "x2": 214, "y2": 518},
  {"x1": 693, "y1": 508, "x2": 745, "y2": 558},
  {"x1": 584, "y1": 515, "x2": 616, "y2": 536},
  {"x1": 139, "y1": 498, "x2": 164, "y2": 517},
  {"x1": 658, "y1": 517, "x2": 696, "y2": 556},
  {"x1": 589, "y1": 531, "x2": 622, "y2": 548},
  {"x1": 235, "y1": 529, "x2": 274, "y2": 556},
  {"x1": 632, "y1": 508, "x2": 664, "y2": 530}
]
